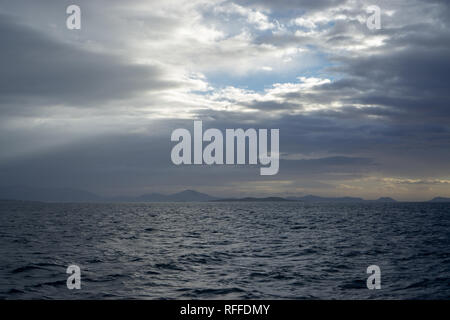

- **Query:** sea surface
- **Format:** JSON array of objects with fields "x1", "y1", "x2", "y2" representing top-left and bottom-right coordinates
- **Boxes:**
[{"x1": 0, "y1": 201, "x2": 449, "y2": 299}]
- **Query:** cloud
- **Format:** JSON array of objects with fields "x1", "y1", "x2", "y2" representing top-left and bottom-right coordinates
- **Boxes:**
[
  {"x1": 0, "y1": 0, "x2": 450, "y2": 200},
  {"x1": 234, "y1": 0, "x2": 348, "y2": 11},
  {"x1": 0, "y1": 14, "x2": 176, "y2": 114},
  {"x1": 382, "y1": 178, "x2": 450, "y2": 185}
]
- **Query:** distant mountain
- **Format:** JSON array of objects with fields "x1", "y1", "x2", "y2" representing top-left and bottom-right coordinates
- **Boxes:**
[
  {"x1": 286, "y1": 195, "x2": 397, "y2": 203},
  {"x1": 213, "y1": 197, "x2": 292, "y2": 202},
  {"x1": 429, "y1": 197, "x2": 450, "y2": 203},
  {"x1": 286, "y1": 195, "x2": 364, "y2": 202},
  {"x1": 0, "y1": 187, "x2": 219, "y2": 203},
  {"x1": 0, "y1": 186, "x2": 405, "y2": 203},
  {"x1": 166, "y1": 190, "x2": 218, "y2": 202},
  {"x1": 0, "y1": 186, "x2": 103, "y2": 202}
]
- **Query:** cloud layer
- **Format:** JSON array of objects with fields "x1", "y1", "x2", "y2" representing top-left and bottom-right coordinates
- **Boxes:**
[{"x1": 1, "y1": 0, "x2": 449, "y2": 200}]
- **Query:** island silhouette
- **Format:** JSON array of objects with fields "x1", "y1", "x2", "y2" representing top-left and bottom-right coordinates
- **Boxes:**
[{"x1": 1, "y1": 186, "x2": 449, "y2": 203}]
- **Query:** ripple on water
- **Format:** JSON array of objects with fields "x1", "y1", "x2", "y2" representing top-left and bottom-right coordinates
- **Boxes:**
[{"x1": 0, "y1": 201, "x2": 449, "y2": 299}]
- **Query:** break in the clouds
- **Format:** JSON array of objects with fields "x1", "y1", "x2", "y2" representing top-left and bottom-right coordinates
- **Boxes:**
[{"x1": 0, "y1": 0, "x2": 449, "y2": 200}]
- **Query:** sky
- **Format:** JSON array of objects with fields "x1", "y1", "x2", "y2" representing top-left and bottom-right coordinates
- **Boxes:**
[{"x1": 0, "y1": 0, "x2": 450, "y2": 201}]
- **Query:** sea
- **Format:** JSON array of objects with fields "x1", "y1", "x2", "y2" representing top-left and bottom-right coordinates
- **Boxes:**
[{"x1": 0, "y1": 201, "x2": 449, "y2": 299}]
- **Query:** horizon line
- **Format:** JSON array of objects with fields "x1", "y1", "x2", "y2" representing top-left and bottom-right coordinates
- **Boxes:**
[{"x1": 1, "y1": 185, "x2": 450, "y2": 203}]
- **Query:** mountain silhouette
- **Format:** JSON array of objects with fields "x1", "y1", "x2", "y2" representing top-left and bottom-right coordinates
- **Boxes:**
[
  {"x1": 0, "y1": 186, "x2": 218, "y2": 202},
  {"x1": 213, "y1": 197, "x2": 292, "y2": 202},
  {"x1": 2, "y1": 186, "x2": 447, "y2": 203},
  {"x1": 373, "y1": 197, "x2": 397, "y2": 203},
  {"x1": 286, "y1": 195, "x2": 364, "y2": 202},
  {"x1": 429, "y1": 197, "x2": 450, "y2": 203},
  {"x1": 286, "y1": 195, "x2": 398, "y2": 203}
]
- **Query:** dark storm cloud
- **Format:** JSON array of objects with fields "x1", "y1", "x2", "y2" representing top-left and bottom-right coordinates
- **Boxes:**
[
  {"x1": 0, "y1": 14, "x2": 175, "y2": 113},
  {"x1": 333, "y1": 49, "x2": 450, "y2": 121}
]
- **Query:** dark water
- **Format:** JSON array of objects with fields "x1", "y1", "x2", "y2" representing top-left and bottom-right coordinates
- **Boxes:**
[{"x1": 0, "y1": 201, "x2": 449, "y2": 299}]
